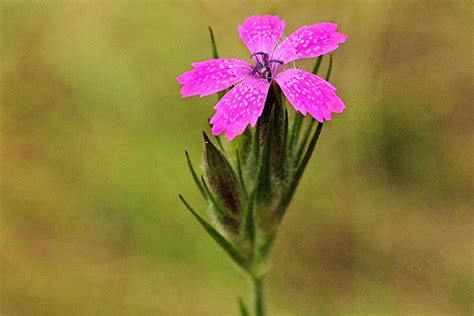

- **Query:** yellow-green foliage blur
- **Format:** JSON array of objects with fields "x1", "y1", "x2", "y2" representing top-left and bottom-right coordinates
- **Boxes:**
[{"x1": 1, "y1": 1, "x2": 472, "y2": 315}]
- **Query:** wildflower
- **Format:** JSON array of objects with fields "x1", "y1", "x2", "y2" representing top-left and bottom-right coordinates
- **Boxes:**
[
  {"x1": 179, "y1": 16, "x2": 349, "y2": 315},
  {"x1": 177, "y1": 15, "x2": 347, "y2": 140}
]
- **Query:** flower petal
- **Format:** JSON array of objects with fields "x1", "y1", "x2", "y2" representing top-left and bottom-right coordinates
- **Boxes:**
[
  {"x1": 275, "y1": 69, "x2": 345, "y2": 121},
  {"x1": 210, "y1": 77, "x2": 270, "y2": 140},
  {"x1": 273, "y1": 23, "x2": 347, "y2": 64},
  {"x1": 238, "y1": 15, "x2": 285, "y2": 55},
  {"x1": 177, "y1": 59, "x2": 251, "y2": 97}
]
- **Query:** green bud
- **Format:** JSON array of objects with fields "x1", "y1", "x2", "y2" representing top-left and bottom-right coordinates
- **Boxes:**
[
  {"x1": 203, "y1": 132, "x2": 244, "y2": 218},
  {"x1": 255, "y1": 83, "x2": 288, "y2": 206},
  {"x1": 201, "y1": 175, "x2": 240, "y2": 234}
]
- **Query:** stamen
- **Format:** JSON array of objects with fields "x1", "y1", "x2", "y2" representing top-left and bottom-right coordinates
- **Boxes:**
[
  {"x1": 250, "y1": 52, "x2": 268, "y2": 59},
  {"x1": 269, "y1": 59, "x2": 284, "y2": 65},
  {"x1": 249, "y1": 52, "x2": 280, "y2": 82}
]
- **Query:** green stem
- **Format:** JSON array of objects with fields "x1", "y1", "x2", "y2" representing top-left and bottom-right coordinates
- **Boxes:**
[{"x1": 252, "y1": 276, "x2": 265, "y2": 316}]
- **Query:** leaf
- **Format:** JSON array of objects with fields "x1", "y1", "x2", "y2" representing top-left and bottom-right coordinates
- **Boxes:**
[
  {"x1": 208, "y1": 26, "x2": 226, "y2": 101},
  {"x1": 312, "y1": 55, "x2": 323, "y2": 75},
  {"x1": 280, "y1": 108, "x2": 289, "y2": 179},
  {"x1": 179, "y1": 194, "x2": 248, "y2": 270},
  {"x1": 185, "y1": 151, "x2": 206, "y2": 199},
  {"x1": 208, "y1": 26, "x2": 219, "y2": 59},
  {"x1": 288, "y1": 112, "x2": 303, "y2": 155},
  {"x1": 207, "y1": 117, "x2": 225, "y2": 151},
  {"x1": 288, "y1": 55, "x2": 323, "y2": 159},
  {"x1": 293, "y1": 54, "x2": 333, "y2": 166},
  {"x1": 276, "y1": 122, "x2": 324, "y2": 222},
  {"x1": 287, "y1": 56, "x2": 323, "y2": 158},
  {"x1": 236, "y1": 149, "x2": 248, "y2": 197},
  {"x1": 294, "y1": 119, "x2": 315, "y2": 166},
  {"x1": 214, "y1": 135, "x2": 225, "y2": 152},
  {"x1": 325, "y1": 54, "x2": 333, "y2": 81},
  {"x1": 238, "y1": 297, "x2": 250, "y2": 316}
]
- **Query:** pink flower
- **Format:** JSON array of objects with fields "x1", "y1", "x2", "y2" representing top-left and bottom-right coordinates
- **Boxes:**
[{"x1": 177, "y1": 15, "x2": 348, "y2": 140}]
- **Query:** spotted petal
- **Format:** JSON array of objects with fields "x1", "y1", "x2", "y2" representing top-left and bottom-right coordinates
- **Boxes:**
[
  {"x1": 238, "y1": 15, "x2": 285, "y2": 55},
  {"x1": 275, "y1": 69, "x2": 345, "y2": 122},
  {"x1": 210, "y1": 77, "x2": 270, "y2": 140},
  {"x1": 273, "y1": 23, "x2": 347, "y2": 64},
  {"x1": 177, "y1": 59, "x2": 251, "y2": 97}
]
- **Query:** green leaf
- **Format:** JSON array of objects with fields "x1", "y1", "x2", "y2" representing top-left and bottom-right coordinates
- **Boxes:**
[
  {"x1": 287, "y1": 56, "x2": 323, "y2": 158},
  {"x1": 179, "y1": 194, "x2": 249, "y2": 270},
  {"x1": 280, "y1": 55, "x2": 333, "y2": 219},
  {"x1": 280, "y1": 108, "x2": 289, "y2": 179},
  {"x1": 294, "y1": 119, "x2": 315, "y2": 166},
  {"x1": 311, "y1": 55, "x2": 323, "y2": 75},
  {"x1": 276, "y1": 122, "x2": 324, "y2": 222},
  {"x1": 208, "y1": 26, "x2": 219, "y2": 59},
  {"x1": 293, "y1": 54, "x2": 334, "y2": 167},
  {"x1": 238, "y1": 297, "x2": 250, "y2": 316},
  {"x1": 288, "y1": 112, "x2": 303, "y2": 155},
  {"x1": 325, "y1": 54, "x2": 333, "y2": 81},
  {"x1": 236, "y1": 149, "x2": 248, "y2": 197},
  {"x1": 214, "y1": 135, "x2": 224, "y2": 151},
  {"x1": 185, "y1": 151, "x2": 206, "y2": 199},
  {"x1": 207, "y1": 117, "x2": 225, "y2": 151},
  {"x1": 208, "y1": 26, "x2": 226, "y2": 101},
  {"x1": 287, "y1": 56, "x2": 323, "y2": 159}
]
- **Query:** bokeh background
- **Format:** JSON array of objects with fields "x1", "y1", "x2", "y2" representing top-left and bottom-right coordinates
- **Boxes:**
[{"x1": 1, "y1": 0, "x2": 472, "y2": 315}]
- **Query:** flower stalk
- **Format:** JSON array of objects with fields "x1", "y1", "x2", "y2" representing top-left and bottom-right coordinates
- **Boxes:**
[{"x1": 252, "y1": 276, "x2": 264, "y2": 316}]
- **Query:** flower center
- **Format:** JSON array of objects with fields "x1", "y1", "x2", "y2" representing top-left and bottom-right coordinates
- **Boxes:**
[{"x1": 250, "y1": 52, "x2": 283, "y2": 82}]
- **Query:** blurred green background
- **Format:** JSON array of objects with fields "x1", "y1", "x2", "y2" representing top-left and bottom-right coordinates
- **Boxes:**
[{"x1": 1, "y1": 1, "x2": 472, "y2": 315}]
